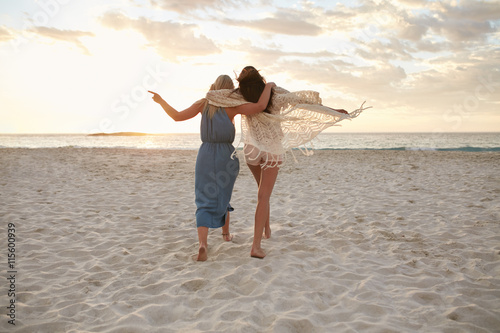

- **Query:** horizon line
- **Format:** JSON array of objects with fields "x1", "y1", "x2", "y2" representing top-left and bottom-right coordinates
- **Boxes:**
[{"x1": 1, "y1": 131, "x2": 500, "y2": 136}]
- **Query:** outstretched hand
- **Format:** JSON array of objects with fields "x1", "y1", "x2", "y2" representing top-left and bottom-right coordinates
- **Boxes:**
[
  {"x1": 148, "y1": 90, "x2": 163, "y2": 104},
  {"x1": 334, "y1": 109, "x2": 349, "y2": 115}
]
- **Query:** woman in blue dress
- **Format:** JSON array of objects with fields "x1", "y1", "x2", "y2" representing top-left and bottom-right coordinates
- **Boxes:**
[{"x1": 149, "y1": 76, "x2": 275, "y2": 261}]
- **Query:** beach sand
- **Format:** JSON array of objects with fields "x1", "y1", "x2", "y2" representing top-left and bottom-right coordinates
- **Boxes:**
[{"x1": 1, "y1": 148, "x2": 499, "y2": 332}]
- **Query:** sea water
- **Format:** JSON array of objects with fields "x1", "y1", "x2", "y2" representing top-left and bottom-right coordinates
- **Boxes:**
[{"x1": 0, "y1": 132, "x2": 499, "y2": 152}]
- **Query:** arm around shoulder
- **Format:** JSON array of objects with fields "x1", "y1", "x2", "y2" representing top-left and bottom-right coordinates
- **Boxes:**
[{"x1": 227, "y1": 82, "x2": 276, "y2": 117}]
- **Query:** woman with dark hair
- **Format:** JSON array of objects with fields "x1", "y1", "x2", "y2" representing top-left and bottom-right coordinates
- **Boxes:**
[
  {"x1": 206, "y1": 66, "x2": 370, "y2": 258},
  {"x1": 236, "y1": 66, "x2": 281, "y2": 258},
  {"x1": 148, "y1": 75, "x2": 275, "y2": 261}
]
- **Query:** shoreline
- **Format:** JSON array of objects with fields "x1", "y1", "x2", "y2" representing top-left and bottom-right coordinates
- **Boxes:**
[
  {"x1": 1, "y1": 132, "x2": 499, "y2": 152},
  {"x1": 1, "y1": 149, "x2": 499, "y2": 332},
  {"x1": 2, "y1": 146, "x2": 500, "y2": 153}
]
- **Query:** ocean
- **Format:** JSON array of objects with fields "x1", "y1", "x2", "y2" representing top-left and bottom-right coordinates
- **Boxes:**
[{"x1": 0, "y1": 132, "x2": 499, "y2": 152}]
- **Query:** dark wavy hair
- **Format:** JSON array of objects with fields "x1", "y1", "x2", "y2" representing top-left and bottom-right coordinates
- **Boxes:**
[{"x1": 235, "y1": 66, "x2": 273, "y2": 113}]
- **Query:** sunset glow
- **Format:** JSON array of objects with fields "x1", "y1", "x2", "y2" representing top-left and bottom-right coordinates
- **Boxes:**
[{"x1": 0, "y1": 0, "x2": 499, "y2": 134}]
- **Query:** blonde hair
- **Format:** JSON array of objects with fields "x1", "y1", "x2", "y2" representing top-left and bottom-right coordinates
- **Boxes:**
[{"x1": 202, "y1": 75, "x2": 235, "y2": 118}]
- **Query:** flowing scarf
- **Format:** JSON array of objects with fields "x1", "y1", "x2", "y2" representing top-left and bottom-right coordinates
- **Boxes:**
[{"x1": 206, "y1": 87, "x2": 371, "y2": 166}]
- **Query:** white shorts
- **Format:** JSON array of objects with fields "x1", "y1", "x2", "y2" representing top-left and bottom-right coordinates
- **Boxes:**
[{"x1": 243, "y1": 144, "x2": 283, "y2": 167}]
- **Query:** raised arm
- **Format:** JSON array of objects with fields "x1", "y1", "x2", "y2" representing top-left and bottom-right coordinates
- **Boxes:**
[
  {"x1": 226, "y1": 82, "x2": 276, "y2": 118},
  {"x1": 148, "y1": 91, "x2": 204, "y2": 121},
  {"x1": 326, "y1": 107, "x2": 349, "y2": 115}
]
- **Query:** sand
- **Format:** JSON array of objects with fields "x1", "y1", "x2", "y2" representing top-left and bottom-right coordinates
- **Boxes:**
[{"x1": 1, "y1": 148, "x2": 499, "y2": 333}]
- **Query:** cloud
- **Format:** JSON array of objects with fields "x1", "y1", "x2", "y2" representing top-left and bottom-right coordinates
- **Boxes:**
[
  {"x1": 219, "y1": 0, "x2": 499, "y2": 119},
  {"x1": 428, "y1": 1, "x2": 499, "y2": 43},
  {"x1": 150, "y1": 0, "x2": 243, "y2": 14},
  {"x1": 414, "y1": 39, "x2": 452, "y2": 53},
  {"x1": 398, "y1": 17, "x2": 432, "y2": 42},
  {"x1": 214, "y1": 0, "x2": 495, "y2": 116},
  {"x1": 222, "y1": 8, "x2": 322, "y2": 36},
  {"x1": 355, "y1": 37, "x2": 415, "y2": 62},
  {"x1": 411, "y1": 1, "x2": 497, "y2": 44},
  {"x1": 437, "y1": 0, "x2": 500, "y2": 21},
  {"x1": 435, "y1": 20, "x2": 496, "y2": 43},
  {"x1": 0, "y1": 25, "x2": 15, "y2": 43},
  {"x1": 99, "y1": 11, "x2": 219, "y2": 60},
  {"x1": 29, "y1": 26, "x2": 95, "y2": 55},
  {"x1": 269, "y1": 58, "x2": 406, "y2": 100},
  {"x1": 266, "y1": 40, "x2": 499, "y2": 119},
  {"x1": 223, "y1": 38, "x2": 353, "y2": 70},
  {"x1": 330, "y1": 0, "x2": 500, "y2": 54}
]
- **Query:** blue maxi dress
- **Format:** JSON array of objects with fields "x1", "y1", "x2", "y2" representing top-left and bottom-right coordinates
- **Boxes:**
[{"x1": 195, "y1": 107, "x2": 239, "y2": 228}]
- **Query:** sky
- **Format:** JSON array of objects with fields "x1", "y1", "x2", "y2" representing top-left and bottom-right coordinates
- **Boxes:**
[{"x1": 0, "y1": 0, "x2": 499, "y2": 134}]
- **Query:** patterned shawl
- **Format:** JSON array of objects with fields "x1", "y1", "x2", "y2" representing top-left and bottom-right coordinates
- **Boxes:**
[{"x1": 206, "y1": 86, "x2": 371, "y2": 166}]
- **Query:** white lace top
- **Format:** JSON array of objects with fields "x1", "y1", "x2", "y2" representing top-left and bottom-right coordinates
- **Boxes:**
[{"x1": 206, "y1": 86, "x2": 371, "y2": 166}]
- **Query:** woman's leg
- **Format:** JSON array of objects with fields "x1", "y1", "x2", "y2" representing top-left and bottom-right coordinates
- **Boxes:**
[
  {"x1": 251, "y1": 165, "x2": 279, "y2": 258},
  {"x1": 221, "y1": 211, "x2": 233, "y2": 241},
  {"x1": 197, "y1": 226, "x2": 209, "y2": 261},
  {"x1": 247, "y1": 163, "x2": 271, "y2": 239}
]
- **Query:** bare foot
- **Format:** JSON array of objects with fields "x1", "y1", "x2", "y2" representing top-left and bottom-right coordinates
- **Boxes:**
[
  {"x1": 263, "y1": 227, "x2": 271, "y2": 239},
  {"x1": 222, "y1": 233, "x2": 233, "y2": 242},
  {"x1": 250, "y1": 247, "x2": 266, "y2": 259},
  {"x1": 197, "y1": 245, "x2": 207, "y2": 261}
]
